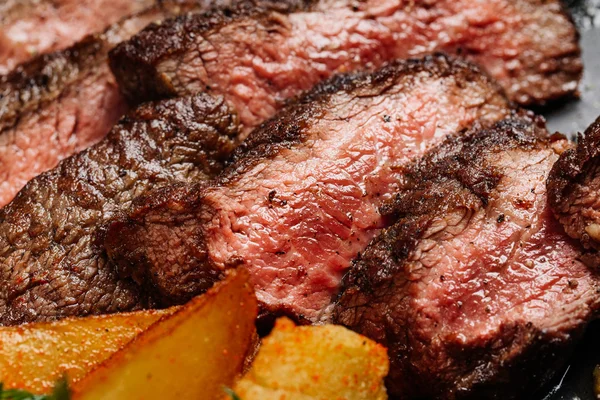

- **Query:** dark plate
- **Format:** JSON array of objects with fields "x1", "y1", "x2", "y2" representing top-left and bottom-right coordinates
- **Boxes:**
[
  {"x1": 538, "y1": 1, "x2": 600, "y2": 399},
  {"x1": 546, "y1": 0, "x2": 600, "y2": 135}
]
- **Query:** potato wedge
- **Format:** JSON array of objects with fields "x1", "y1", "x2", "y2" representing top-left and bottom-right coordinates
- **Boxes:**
[
  {"x1": 72, "y1": 268, "x2": 257, "y2": 400},
  {"x1": 233, "y1": 318, "x2": 389, "y2": 400},
  {"x1": 0, "y1": 309, "x2": 173, "y2": 393}
]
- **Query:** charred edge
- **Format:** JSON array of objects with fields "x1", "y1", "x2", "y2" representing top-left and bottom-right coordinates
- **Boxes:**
[
  {"x1": 104, "y1": 182, "x2": 223, "y2": 306},
  {"x1": 547, "y1": 116, "x2": 600, "y2": 256},
  {"x1": 223, "y1": 54, "x2": 505, "y2": 183},
  {"x1": 108, "y1": 0, "x2": 317, "y2": 102},
  {"x1": 381, "y1": 111, "x2": 546, "y2": 219},
  {"x1": 0, "y1": 0, "x2": 190, "y2": 132},
  {"x1": 2, "y1": 93, "x2": 236, "y2": 306},
  {"x1": 548, "y1": 116, "x2": 600, "y2": 211},
  {"x1": 386, "y1": 321, "x2": 580, "y2": 399},
  {"x1": 0, "y1": 92, "x2": 241, "y2": 324},
  {"x1": 335, "y1": 112, "x2": 548, "y2": 301},
  {"x1": 102, "y1": 54, "x2": 508, "y2": 312},
  {"x1": 333, "y1": 114, "x2": 561, "y2": 399},
  {"x1": 0, "y1": 35, "x2": 106, "y2": 131},
  {"x1": 509, "y1": 0, "x2": 582, "y2": 107}
]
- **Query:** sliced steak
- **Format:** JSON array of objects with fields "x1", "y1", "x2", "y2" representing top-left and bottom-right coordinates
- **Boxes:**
[
  {"x1": 332, "y1": 114, "x2": 600, "y2": 399},
  {"x1": 0, "y1": 1, "x2": 211, "y2": 208},
  {"x1": 547, "y1": 116, "x2": 600, "y2": 267},
  {"x1": 0, "y1": 0, "x2": 154, "y2": 74},
  {"x1": 110, "y1": 0, "x2": 581, "y2": 136},
  {"x1": 104, "y1": 55, "x2": 513, "y2": 321},
  {"x1": 0, "y1": 94, "x2": 238, "y2": 326}
]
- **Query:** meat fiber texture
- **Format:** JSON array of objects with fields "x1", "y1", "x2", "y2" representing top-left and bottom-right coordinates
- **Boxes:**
[
  {"x1": 0, "y1": 0, "x2": 154, "y2": 74},
  {"x1": 547, "y1": 116, "x2": 600, "y2": 267},
  {"x1": 104, "y1": 55, "x2": 513, "y2": 322},
  {"x1": 0, "y1": 1, "x2": 216, "y2": 208},
  {"x1": 333, "y1": 114, "x2": 600, "y2": 399},
  {"x1": 110, "y1": 0, "x2": 581, "y2": 138},
  {"x1": 0, "y1": 94, "x2": 238, "y2": 326}
]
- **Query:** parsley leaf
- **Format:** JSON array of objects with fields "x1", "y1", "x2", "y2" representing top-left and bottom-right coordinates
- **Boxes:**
[
  {"x1": 223, "y1": 386, "x2": 242, "y2": 400},
  {"x1": 0, "y1": 379, "x2": 70, "y2": 400}
]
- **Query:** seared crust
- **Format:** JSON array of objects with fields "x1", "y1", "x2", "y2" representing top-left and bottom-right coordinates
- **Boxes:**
[
  {"x1": 0, "y1": 0, "x2": 208, "y2": 131},
  {"x1": 0, "y1": 35, "x2": 107, "y2": 132},
  {"x1": 105, "y1": 183, "x2": 219, "y2": 306},
  {"x1": 0, "y1": 0, "x2": 215, "y2": 207},
  {"x1": 505, "y1": 0, "x2": 582, "y2": 106},
  {"x1": 333, "y1": 114, "x2": 598, "y2": 399},
  {"x1": 547, "y1": 117, "x2": 600, "y2": 263},
  {"x1": 0, "y1": 94, "x2": 238, "y2": 325},
  {"x1": 104, "y1": 54, "x2": 513, "y2": 319},
  {"x1": 0, "y1": 0, "x2": 155, "y2": 73},
  {"x1": 109, "y1": 0, "x2": 582, "y2": 112},
  {"x1": 109, "y1": 0, "x2": 315, "y2": 102},
  {"x1": 379, "y1": 115, "x2": 548, "y2": 221},
  {"x1": 225, "y1": 54, "x2": 507, "y2": 179}
]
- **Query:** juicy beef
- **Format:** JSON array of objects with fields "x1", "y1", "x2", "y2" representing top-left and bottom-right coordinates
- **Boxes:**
[
  {"x1": 0, "y1": 1, "x2": 212, "y2": 207},
  {"x1": 0, "y1": 94, "x2": 238, "y2": 326},
  {"x1": 547, "y1": 117, "x2": 600, "y2": 266},
  {"x1": 332, "y1": 115, "x2": 600, "y2": 399},
  {"x1": 0, "y1": 0, "x2": 154, "y2": 74},
  {"x1": 110, "y1": 0, "x2": 581, "y2": 136},
  {"x1": 104, "y1": 55, "x2": 512, "y2": 321}
]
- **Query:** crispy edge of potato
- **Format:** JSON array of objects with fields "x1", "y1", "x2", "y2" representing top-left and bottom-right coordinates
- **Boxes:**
[
  {"x1": 71, "y1": 268, "x2": 258, "y2": 400},
  {"x1": 0, "y1": 308, "x2": 174, "y2": 393},
  {"x1": 233, "y1": 318, "x2": 389, "y2": 400}
]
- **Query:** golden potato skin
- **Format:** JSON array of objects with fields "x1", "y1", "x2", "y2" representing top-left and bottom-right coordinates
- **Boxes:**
[
  {"x1": 72, "y1": 268, "x2": 258, "y2": 400},
  {"x1": 0, "y1": 309, "x2": 172, "y2": 393},
  {"x1": 234, "y1": 318, "x2": 389, "y2": 400}
]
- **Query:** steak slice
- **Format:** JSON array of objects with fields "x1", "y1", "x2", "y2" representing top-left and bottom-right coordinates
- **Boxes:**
[
  {"x1": 110, "y1": 0, "x2": 581, "y2": 136},
  {"x1": 0, "y1": 0, "x2": 154, "y2": 74},
  {"x1": 547, "y1": 116, "x2": 600, "y2": 266},
  {"x1": 104, "y1": 55, "x2": 512, "y2": 321},
  {"x1": 332, "y1": 114, "x2": 600, "y2": 399},
  {"x1": 0, "y1": 94, "x2": 238, "y2": 326},
  {"x1": 0, "y1": 1, "x2": 212, "y2": 208}
]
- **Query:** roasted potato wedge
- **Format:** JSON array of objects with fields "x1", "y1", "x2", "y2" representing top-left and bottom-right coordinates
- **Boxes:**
[
  {"x1": 233, "y1": 318, "x2": 389, "y2": 400},
  {"x1": 71, "y1": 268, "x2": 257, "y2": 400},
  {"x1": 0, "y1": 309, "x2": 172, "y2": 393}
]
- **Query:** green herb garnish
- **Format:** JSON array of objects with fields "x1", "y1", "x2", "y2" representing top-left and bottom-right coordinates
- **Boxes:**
[
  {"x1": 0, "y1": 379, "x2": 70, "y2": 400},
  {"x1": 223, "y1": 386, "x2": 242, "y2": 400}
]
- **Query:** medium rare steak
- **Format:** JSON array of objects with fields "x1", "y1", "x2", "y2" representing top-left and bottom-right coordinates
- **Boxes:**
[
  {"x1": 0, "y1": 94, "x2": 238, "y2": 326},
  {"x1": 332, "y1": 115, "x2": 600, "y2": 399},
  {"x1": 547, "y1": 116, "x2": 600, "y2": 266},
  {"x1": 0, "y1": 1, "x2": 211, "y2": 207},
  {"x1": 104, "y1": 55, "x2": 512, "y2": 321},
  {"x1": 110, "y1": 0, "x2": 581, "y2": 136},
  {"x1": 0, "y1": 0, "x2": 153, "y2": 74}
]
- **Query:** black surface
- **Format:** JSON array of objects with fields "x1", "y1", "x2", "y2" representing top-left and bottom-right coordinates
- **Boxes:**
[
  {"x1": 539, "y1": 1, "x2": 600, "y2": 399},
  {"x1": 546, "y1": 0, "x2": 600, "y2": 136}
]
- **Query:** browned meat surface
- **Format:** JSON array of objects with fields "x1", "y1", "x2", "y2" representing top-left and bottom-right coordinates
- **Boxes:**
[
  {"x1": 0, "y1": 0, "x2": 154, "y2": 74},
  {"x1": 333, "y1": 115, "x2": 600, "y2": 399},
  {"x1": 104, "y1": 55, "x2": 513, "y2": 322},
  {"x1": 0, "y1": 94, "x2": 238, "y2": 326},
  {"x1": 548, "y1": 116, "x2": 600, "y2": 266},
  {"x1": 0, "y1": 1, "x2": 214, "y2": 207},
  {"x1": 110, "y1": 0, "x2": 581, "y2": 137}
]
